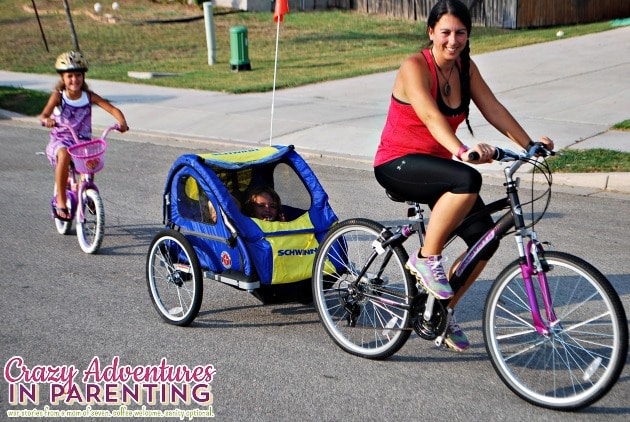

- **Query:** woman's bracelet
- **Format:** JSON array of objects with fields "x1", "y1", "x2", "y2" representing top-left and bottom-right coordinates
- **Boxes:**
[{"x1": 456, "y1": 144, "x2": 469, "y2": 161}]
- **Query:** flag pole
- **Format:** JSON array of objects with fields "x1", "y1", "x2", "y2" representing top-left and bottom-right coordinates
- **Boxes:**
[
  {"x1": 270, "y1": 0, "x2": 289, "y2": 146},
  {"x1": 270, "y1": 18, "x2": 281, "y2": 146}
]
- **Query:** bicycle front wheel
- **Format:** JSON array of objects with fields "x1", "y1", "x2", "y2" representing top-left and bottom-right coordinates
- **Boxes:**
[
  {"x1": 76, "y1": 188, "x2": 104, "y2": 254},
  {"x1": 146, "y1": 230, "x2": 202, "y2": 326},
  {"x1": 312, "y1": 219, "x2": 415, "y2": 360},
  {"x1": 483, "y1": 251, "x2": 628, "y2": 410}
]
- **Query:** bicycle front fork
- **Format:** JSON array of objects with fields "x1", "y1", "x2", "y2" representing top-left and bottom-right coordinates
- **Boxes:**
[
  {"x1": 76, "y1": 176, "x2": 98, "y2": 222},
  {"x1": 519, "y1": 238, "x2": 558, "y2": 335}
]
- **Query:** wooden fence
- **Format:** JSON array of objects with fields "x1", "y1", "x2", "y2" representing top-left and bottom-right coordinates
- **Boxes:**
[
  {"x1": 351, "y1": 0, "x2": 630, "y2": 28},
  {"x1": 515, "y1": 0, "x2": 630, "y2": 28}
]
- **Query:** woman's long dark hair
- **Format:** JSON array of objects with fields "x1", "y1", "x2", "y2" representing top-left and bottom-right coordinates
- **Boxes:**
[{"x1": 427, "y1": 0, "x2": 473, "y2": 135}]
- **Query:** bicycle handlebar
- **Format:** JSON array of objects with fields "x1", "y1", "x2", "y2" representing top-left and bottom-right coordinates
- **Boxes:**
[
  {"x1": 467, "y1": 143, "x2": 554, "y2": 162},
  {"x1": 42, "y1": 121, "x2": 123, "y2": 144}
]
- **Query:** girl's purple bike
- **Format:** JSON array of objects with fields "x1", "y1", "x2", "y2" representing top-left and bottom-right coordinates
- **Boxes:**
[{"x1": 49, "y1": 123, "x2": 119, "y2": 254}]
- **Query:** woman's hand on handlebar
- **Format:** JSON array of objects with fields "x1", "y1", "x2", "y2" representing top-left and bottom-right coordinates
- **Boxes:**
[
  {"x1": 465, "y1": 137, "x2": 556, "y2": 162},
  {"x1": 532, "y1": 136, "x2": 554, "y2": 153},
  {"x1": 463, "y1": 143, "x2": 495, "y2": 163}
]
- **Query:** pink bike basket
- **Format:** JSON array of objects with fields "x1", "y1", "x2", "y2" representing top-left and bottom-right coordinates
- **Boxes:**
[{"x1": 68, "y1": 139, "x2": 107, "y2": 174}]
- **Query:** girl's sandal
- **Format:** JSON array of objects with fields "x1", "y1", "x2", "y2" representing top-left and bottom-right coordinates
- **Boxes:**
[{"x1": 52, "y1": 205, "x2": 72, "y2": 221}]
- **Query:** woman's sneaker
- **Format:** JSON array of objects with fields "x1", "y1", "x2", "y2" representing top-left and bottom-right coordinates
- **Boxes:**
[
  {"x1": 444, "y1": 315, "x2": 470, "y2": 352},
  {"x1": 405, "y1": 254, "x2": 454, "y2": 299}
]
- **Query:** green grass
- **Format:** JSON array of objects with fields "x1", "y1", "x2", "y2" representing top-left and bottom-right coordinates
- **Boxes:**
[
  {"x1": 0, "y1": 0, "x2": 617, "y2": 93},
  {"x1": 612, "y1": 120, "x2": 630, "y2": 131},
  {"x1": 547, "y1": 149, "x2": 630, "y2": 173},
  {"x1": 0, "y1": 86, "x2": 49, "y2": 116}
]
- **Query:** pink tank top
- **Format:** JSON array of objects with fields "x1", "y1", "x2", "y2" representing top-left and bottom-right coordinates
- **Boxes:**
[{"x1": 374, "y1": 50, "x2": 466, "y2": 166}]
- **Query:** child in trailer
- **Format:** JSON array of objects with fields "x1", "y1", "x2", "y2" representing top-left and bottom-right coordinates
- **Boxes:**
[{"x1": 242, "y1": 186, "x2": 286, "y2": 222}]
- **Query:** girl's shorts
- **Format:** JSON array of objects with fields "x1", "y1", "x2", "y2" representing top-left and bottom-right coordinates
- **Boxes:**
[{"x1": 45, "y1": 137, "x2": 74, "y2": 167}]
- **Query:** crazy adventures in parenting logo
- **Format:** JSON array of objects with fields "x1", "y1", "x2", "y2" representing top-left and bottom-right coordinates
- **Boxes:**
[{"x1": 4, "y1": 356, "x2": 216, "y2": 410}]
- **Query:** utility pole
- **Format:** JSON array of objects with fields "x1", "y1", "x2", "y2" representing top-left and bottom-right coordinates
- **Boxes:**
[
  {"x1": 62, "y1": 0, "x2": 80, "y2": 51},
  {"x1": 32, "y1": 1, "x2": 49, "y2": 52}
]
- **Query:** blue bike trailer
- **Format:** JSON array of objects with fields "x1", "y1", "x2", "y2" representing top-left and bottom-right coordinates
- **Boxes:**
[{"x1": 160, "y1": 145, "x2": 338, "y2": 302}]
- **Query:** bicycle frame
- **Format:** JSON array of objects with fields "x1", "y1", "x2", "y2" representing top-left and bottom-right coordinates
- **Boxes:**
[
  {"x1": 59, "y1": 124, "x2": 114, "y2": 223},
  {"x1": 49, "y1": 122, "x2": 118, "y2": 253},
  {"x1": 74, "y1": 171, "x2": 99, "y2": 223},
  {"x1": 450, "y1": 152, "x2": 558, "y2": 336},
  {"x1": 352, "y1": 145, "x2": 558, "y2": 336}
]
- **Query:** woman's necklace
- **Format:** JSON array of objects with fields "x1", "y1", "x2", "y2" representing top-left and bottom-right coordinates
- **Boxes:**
[{"x1": 430, "y1": 48, "x2": 455, "y2": 97}]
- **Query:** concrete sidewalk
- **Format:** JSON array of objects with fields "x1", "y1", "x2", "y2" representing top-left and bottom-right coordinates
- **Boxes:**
[{"x1": 1, "y1": 26, "x2": 629, "y2": 194}]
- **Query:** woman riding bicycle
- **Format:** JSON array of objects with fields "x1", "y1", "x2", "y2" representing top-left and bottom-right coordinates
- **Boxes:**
[
  {"x1": 40, "y1": 51, "x2": 128, "y2": 221},
  {"x1": 373, "y1": 0, "x2": 553, "y2": 351}
]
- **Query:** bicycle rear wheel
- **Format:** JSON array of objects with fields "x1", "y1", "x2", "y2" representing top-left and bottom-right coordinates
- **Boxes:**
[
  {"x1": 146, "y1": 229, "x2": 202, "y2": 326},
  {"x1": 483, "y1": 251, "x2": 628, "y2": 410},
  {"x1": 312, "y1": 218, "x2": 415, "y2": 360},
  {"x1": 76, "y1": 188, "x2": 104, "y2": 254}
]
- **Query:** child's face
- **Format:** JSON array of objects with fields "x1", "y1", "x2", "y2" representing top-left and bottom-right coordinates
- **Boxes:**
[
  {"x1": 252, "y1": 193, "x2": 279, "y2": 221},
  {"x1": 61, "y1": 71, "x2": 84, "y2": 92}
]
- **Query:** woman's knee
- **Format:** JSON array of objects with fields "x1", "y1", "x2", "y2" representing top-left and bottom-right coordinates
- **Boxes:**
[{"x1": 452, "y1": 167, "x2": 482, "y2": 194}]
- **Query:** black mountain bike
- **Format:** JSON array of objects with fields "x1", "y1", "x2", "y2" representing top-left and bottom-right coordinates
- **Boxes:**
[{"x1": 311, "y1": 144, "x2": 627, "y2": 410}]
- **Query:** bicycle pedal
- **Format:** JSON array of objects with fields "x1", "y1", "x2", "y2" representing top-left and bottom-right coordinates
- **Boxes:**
[{"x1": 434, "y1": 336, "x2": 445, "y2": 348}]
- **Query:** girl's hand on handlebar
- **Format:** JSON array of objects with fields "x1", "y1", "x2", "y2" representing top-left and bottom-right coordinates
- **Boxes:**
[
  {"x1": 117, "y1": 121, "x2": 129, "y2": 133},
  {"x1": 41, "y1": 118, "x2": 55, "y2": 128},
  {"x1": 464, "y1": 143, "x2": 495, "y2": 163}
]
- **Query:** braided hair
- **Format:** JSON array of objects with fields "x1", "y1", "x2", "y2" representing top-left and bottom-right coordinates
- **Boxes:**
[{"x1": 427, "y1": 0, "x2": 474, "y2": 135}]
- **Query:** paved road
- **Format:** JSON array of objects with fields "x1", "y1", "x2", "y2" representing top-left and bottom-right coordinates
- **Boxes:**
[{"x1": 1, "y1": 122, "x2": 628, "y2": 421}]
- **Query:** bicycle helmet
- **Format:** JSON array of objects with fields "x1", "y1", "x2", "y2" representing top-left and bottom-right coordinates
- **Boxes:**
[{"x1": 55, "y1": 51, "x2": 89, "y2": 73}]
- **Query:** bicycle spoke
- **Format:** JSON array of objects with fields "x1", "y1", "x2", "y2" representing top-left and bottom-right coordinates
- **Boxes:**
[
  {"x1": 146, "y1": 230, "x2": 202, "y2": 326},
  {"x1": 484, "y1": 251, "x2": 627, "y2": 410},
  {"x1": 312, "y1": 219, "x2": 415, "y2": 359}
]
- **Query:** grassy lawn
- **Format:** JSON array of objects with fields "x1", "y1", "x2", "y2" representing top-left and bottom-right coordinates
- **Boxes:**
[
  {"x1": 0, "y1": 86, "x2": 50, "y2": 116},
  {"x1": 0, "y1": 0, "x2": 618, "y2": 93},
  {"x1": 612, "y1": 120, "x2": 630, "y2": 131},
  {"x1": 546, "y1": 148, "x2": 630, "y2": 173}
]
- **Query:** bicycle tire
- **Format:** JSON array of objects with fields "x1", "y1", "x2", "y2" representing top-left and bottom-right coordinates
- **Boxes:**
[
  {"x1": 76, "y1": 188, "x2": 104, "y2": 254},
  {"x1": 483, "y1": 251, "x2": 628, "y2": 410},
  {"x1": 312, "y1": 218, "x2": 415, "y2": 359},
  {"x1": 146, "y1": 229, "x2": 203, "y2": 326}
]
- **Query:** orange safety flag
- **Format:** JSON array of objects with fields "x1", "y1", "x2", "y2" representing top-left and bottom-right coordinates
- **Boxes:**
[{"x1": 274, "y1": 0, "x2": 289, "y2": 23}]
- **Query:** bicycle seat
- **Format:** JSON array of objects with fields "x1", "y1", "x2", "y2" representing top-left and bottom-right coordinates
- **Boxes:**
[{"x1": 386, "y1": 190, "x2": 407, "y2": 203}]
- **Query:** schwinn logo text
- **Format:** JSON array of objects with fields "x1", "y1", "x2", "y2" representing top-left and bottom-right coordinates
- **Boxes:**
[{"x1": 278, "y1": 248, "x2": 318, "y2": 257}]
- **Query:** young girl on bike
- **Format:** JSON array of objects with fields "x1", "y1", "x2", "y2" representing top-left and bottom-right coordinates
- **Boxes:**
[
  {"x1": 373, "y1": 0, "x2": 553, "y2": 351},
  {"x1": 40, "y1": 51, "x2": 128, "y2": 221}
]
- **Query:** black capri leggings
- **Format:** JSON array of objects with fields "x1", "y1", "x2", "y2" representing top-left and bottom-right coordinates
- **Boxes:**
[{"x1": 374, "y1": 154, "x2": 496, "y2": 255}]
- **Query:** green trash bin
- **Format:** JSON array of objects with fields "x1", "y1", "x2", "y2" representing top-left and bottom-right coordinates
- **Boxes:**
[{"x1": 229, "y1": 26, "x2": 251, "y2": 71}]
